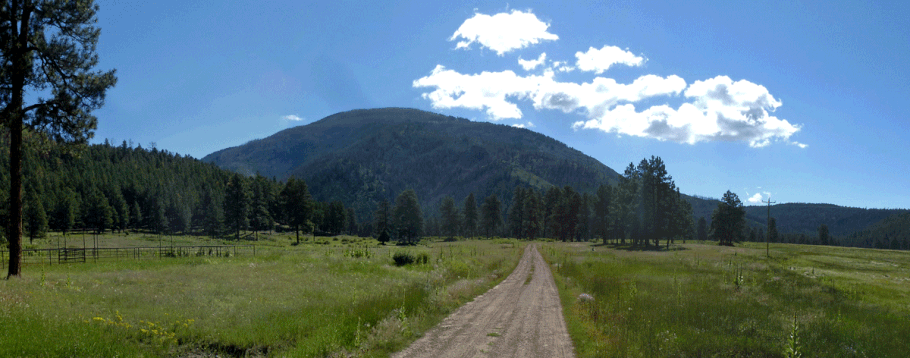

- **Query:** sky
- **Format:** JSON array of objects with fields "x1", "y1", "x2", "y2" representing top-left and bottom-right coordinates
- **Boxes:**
[{"x1": 90, "y1": 0, "x2": 910, "y2": 209}]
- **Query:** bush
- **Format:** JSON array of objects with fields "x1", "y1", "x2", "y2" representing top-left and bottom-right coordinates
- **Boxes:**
[
  {"x1": 393, "y1": 252, "x2": 415, "y2": 266},
  {"x1": 393, "y1": 251, "x2": 429, "y2": 266}
]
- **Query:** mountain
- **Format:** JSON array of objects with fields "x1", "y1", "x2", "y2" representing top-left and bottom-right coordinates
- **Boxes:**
[{"x1": 203, "y1": 108, "x2": 622, "y2": 219}]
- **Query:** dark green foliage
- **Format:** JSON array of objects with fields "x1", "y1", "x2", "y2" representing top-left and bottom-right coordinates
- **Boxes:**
[
  {"x1": 391, "y1": 251, "x2": 428, "y2": 266},
  {"x1": 24, "y1": 189, "x2": 47, "y2": 241},
  {"x1": 462, "y1": 193, "x2": 477, "y2": 239},
  {"x1": 249, "y1": 175, "x2": 273, "y2": 232},
  {"x1": 345, "y1": 207, "x2": 358, "y2": 235},
  {"x1": 51, "y1": 189, "x2": 77, "y2": 235},
  {"x1": 324, "y1": 201, "x2": 346, "y2": 235},
  {"x1": 711, "y1": 191, "x2": 746, "y2": 246},
  {"x1": 769, "y1": 217, "x2": 779, "y2": 243},
  {"x1": 845, "y1": 212, "x2": 910, "y2": 250},
  {"x1": 374, "y1": 199, "x2": 391, "y2": 244},
  {"x1": 818, "y1": 224, "x2": 830, "y2": 246},
  {"x1": 393, "y1": 189, "x2": 422, "y2": 244},
  {"x1": 1, "y1": 0, "x2": 118, "y2": 277},
  {"x1": 697, "y1": 217, "x2": 707, "y2": 241},
  {"x1": 130, "y1": 201, "x2": 142, "y2": 231},
  {"x1": 200, "y1": 190, "x2": 223, "y2": 238},
  {"x1": 85, "y1": 188, "x2": 113, "y2": 234},
  {"x1": 280, "y1": 177, "x2": 312, "y2": 244},
  {"x1": 439, "y1": 196, "x2": 460, "y2": 239},
  {"x1": 224, "y1": 175, "x2": 250, "y2": 239},
  {"x1": 593, "y1": 184, "x2": 613, "y2": 244},
  {"x1": 480, "y1": 194, "x2": 502, "y2": 239},
  {"x1": 522, "y1": 189, "x2": 544, "y2": 241},
  {"x1": 508, "y1": 187, "x2": 526, "y2": 240}
]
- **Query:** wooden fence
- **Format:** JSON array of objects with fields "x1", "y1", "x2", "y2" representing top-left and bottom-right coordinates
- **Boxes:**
[{"x1": 0, "y1": 245, "x2": 257, "y2": 267}]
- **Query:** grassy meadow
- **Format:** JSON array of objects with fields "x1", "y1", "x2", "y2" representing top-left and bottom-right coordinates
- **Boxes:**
[
  {"x1": 1, "y1": 234, "x2": 525, "y2": 357},
  {"x1": 542, "y1": 241, "x2": 910, "y2": 357}
]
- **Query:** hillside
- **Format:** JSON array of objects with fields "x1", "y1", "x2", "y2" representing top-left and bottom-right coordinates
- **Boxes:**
[
  {"x1": 742, "y1": 203, "x2": 907, "y2": 238},
  {"x1": 204, "y1": 108, "x2": 622, "y2": 218}
]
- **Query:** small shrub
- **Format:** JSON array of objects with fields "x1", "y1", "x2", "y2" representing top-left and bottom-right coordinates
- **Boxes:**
[{"x1": 393, "y1": 252, "x2": 415, "y2": 266}]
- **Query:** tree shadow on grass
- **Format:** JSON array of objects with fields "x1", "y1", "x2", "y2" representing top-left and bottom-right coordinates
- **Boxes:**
[{"x1": 590, "y1": 242, "x2": 690, "y2": 252}]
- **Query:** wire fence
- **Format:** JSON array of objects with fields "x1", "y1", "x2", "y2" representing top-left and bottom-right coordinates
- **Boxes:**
[{"x1": 0, "y1": 245, "x2": 257, "y2": 267}]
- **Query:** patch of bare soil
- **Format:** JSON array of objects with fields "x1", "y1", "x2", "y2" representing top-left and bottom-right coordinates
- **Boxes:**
[{"x1": 393, "y1": 244, "x2": 575, "y2": 358}]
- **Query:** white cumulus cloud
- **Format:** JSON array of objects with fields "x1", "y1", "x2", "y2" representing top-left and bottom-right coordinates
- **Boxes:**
[
  {"x1": 518, "y1": 53, "x2": 547, "y2": 71},
  {"x1": 575, "y1": 46, "x2": 645, "y2": 74},
  {"x1": 450, "y1": 10, "x2": 558, "y2": 56},
  {"x1": 413, "y1": 65, "x2": 685, "y2": 120},
  {"x1": 747, "y1": 192, "x2": 764, "y2": 204},
  {"x1": 283, "y1": 114, "x2": 304, "y2": 121},
  {"x1": 415, "y1": 11, "x2": 805, "y2": 148},
  {"x1": 572, "y1": 76, "x2": 801, "y2": 147}
]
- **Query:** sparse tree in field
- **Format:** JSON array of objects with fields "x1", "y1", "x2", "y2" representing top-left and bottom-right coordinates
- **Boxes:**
[
  {"x1": 1, "y1": 0, "x2": 118, "y2": 277},
  {"x1": 224, "y1": 175, "x2": 250, "y2": 240},
  {"x1": 697, "y1": 217, "x2": 707, "y2": 242},
  {"x1": 374, "y1": 199, "x2": 391, "y2": 245},
  {"x1": 462, "y1": 193, "x2": 477, "y2": 239},
  {"x1": 393, "y1": 189, "x2": 423, "y2": 244},
  {"x1": 710, "y1": 190, "x2": 746, "y2": 246},
  {"x1": 24, "y1": 189, "x2": 47, "y2": 242},
  {"x1": 280, "y1": 177, "x2": 312, "y2": 244},
  {"x1": 480, "y1": 194, "x2": 502, "y2": 239},
  {"x1": 439, "y1": 195, "x2": 460, "y2": 239},
  {"x1": 818, "y1": 224, "x2": 829, "y2": 246}
]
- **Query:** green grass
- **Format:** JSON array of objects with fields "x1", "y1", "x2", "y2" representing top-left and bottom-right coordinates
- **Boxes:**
[
  {"x1": 1, "y1": 236, "x2": 524, "y2": 357},
  {"x1": 541, "y1": 241, "x2": 910, "y2": 358}
]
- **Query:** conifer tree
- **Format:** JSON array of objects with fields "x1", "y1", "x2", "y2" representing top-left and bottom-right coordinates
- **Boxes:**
[
  {"x1": 462, "y1": 193, "x2": 478, "y2": 239},
  {"x1": 439, "y1": 196, "x2": 460, "y2": 239},
  {"x1": 1, "y1": 0, "x2": 118, "y2": 277},
  {"x1": 24, "y1": 189, "x2": 47, "y2": 242},
  {"x1": 592, "y1": 184, "x2": 611, "y2": 244},
  {"x1": 374, "y1": 198, "x2": 391, "y2": 244},
  {"x1": 710, "y1": 190, "x2": 745, "y2": 246},
  {"x1": 508, "y1": 187, "x2": 526, "y2": 239},
  {"x1": 224, "y1": 175, "x2": 250, "y2": 240},
  {"x1": 393, "y1": 189, "x2": 422, "y2": 244},
  {"x1": 279, "y1": 177, "x2": 312, "y2": 244},
  {"x1": 480, "y1": 194, "x2": 502, "y2": 239}
]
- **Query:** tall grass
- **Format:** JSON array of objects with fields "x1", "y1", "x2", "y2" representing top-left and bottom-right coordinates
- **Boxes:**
[
  {"x1": 542, "y1": 242, "x2": 910, "y2": 357},
  {"x1": 0, "y1": 237, "x2": 524, "y2": 357}
]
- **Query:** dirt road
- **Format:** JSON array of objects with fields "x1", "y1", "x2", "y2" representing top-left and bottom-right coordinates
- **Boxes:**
[{"x1": 393, "y1": 244, "x2": 576, "y2": 358}]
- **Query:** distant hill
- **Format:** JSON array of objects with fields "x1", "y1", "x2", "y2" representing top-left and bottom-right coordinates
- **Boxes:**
[
  {"x1": 742, "y1": 203, "x2": 907, "y2": 238},
  {"x1": 203, "y1": 108, "x2": 622, "y2": 219},
  {"x1": 841, "y1": 212, "x2": 910, "y2": 249}
]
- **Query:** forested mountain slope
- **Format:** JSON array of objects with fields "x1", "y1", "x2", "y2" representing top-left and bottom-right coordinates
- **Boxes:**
[
  {"x1": 204, "y1": 108, "x2": 622, "y2": 218},
  {"x1": 742, "y1": 203, "x2": 907, "y2": 237}
]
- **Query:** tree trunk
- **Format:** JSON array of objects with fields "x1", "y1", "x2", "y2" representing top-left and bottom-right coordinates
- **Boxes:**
[
  {"x1": 295, "y1": 226, "x2": 299, "y2": 245},
  {"x1": 7, "y1": 113, "x2": 23, "y2": 278}
]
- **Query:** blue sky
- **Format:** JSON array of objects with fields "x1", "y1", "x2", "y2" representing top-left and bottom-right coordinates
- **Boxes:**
[{"x1": 91, "y1": 1, "x2": 910, "y2": 208}]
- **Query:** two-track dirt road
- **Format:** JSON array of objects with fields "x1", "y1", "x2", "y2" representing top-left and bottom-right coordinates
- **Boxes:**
[{"x1": 393, "y1": 244, "x2": 576, "y2": 358}]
